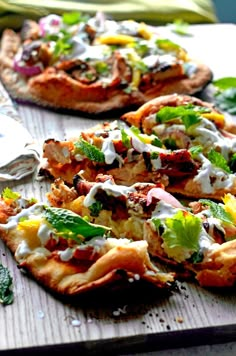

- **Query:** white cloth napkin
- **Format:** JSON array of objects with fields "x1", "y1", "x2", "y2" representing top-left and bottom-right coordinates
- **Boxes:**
[{"x1": 0, "y1": 82, "x2": 40, "y2": 181}]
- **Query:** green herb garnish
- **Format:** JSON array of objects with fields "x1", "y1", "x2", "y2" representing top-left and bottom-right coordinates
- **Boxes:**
[
  {"x1": 0, "y1": 263, "x2": 14, "y2": 306},
  {"x1": 44, "y1": 207, "x2": 110, "y2": 243},
  {"x1": 74, "y1": 138, "x2": 105, "y2": 163},
  {"x1": 131, "y1": 41, "x2": 149, "y2": 57},
  {"x1": 155, "y1": 105, "x2": 209, "y2": 129},
  {"x1": 151, "y1": 137, "x2": 163, "y2": 148},
  {"x1": 212, "y1": 77, "x2": 236, "y2": 114},
  {"x1": 207, "y1": 149, "x2": 232, "y2": 173},
  {"x1": 121, "y1": 128, "x2": 131, "y2": 148},
  {"x1": 229, "y1": 152, "x2": 236, "y2": 172},
  {"x1": 162, "y1": 210, "x2": 201, "y2": 251},
  {"x1": 95, "y1": 61, "x2": 109, "y2": 75},
  {"x1": 163, "y1": 138, "x2": 177, "y2": 150},
  {"x1": 62, "y1": 12, "x2": 89, "y2": 25},
  {"x1": 199, "y1": 199, "x2": 234, "y2": 225},
  {"x1": 189, "y1": 145, "x2": 203, "y2": 159},
  {"x1": 156, "y1": 38, "x2": 181, "y2": 52},
  {"x1": 89, "y1": 201, "x2": 103, "y2": 217},
  {"x1": 170, "y1": 19, "x2": 192, "y2": 36},
  {"x1": 213, "y1": 77, "x2": 236, "y2": 90},
  {"x1": 2, "y1": 187, "x2": 20, "y2": 201}
]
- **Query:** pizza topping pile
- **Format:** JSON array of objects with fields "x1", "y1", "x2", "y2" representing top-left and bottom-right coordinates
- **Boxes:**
[
  {"x1": 40, "y1": 95, "x2": 236, "y2": 200},
  {"x1": 45, "y1": 172, "x2": 236, "y2": 287},
  {"x1": 0, "y1": 189, "x2": 175, "y2": 295},
  {"x1": 0, "y1": 92, "x2": 236, "y2": 294},
  {"x1": 0, "y1": 12, "x2": 212, "y2": 113}
]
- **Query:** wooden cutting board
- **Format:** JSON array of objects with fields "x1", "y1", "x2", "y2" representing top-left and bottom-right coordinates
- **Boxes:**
[{"x1": 0, "y1": 24, "x2": 236, "y2": 355}]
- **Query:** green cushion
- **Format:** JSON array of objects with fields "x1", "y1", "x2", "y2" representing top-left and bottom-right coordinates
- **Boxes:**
[{"x1": 0, "y1": 0, "x2": 218, "y2": 32}]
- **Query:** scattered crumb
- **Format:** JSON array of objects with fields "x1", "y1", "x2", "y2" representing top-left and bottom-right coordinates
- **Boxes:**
[
  {"x1": 175, "y1": 316, "x2": 184, "y2": 323},
  {"x1": 71, "y1": 319, "x2": 81, "y2": 327},
  {"x1": 112, "y1": 305, "x2": 127, "y2": 317},
  {"x1": 37, "y1": 310, "x2": 45, "y2": 319}
]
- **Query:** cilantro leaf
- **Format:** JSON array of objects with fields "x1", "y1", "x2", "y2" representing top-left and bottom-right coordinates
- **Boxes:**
[
  {"x1": 74, "y1": 138, "x2": 105, "y2": 163},
  {"x1": 199, "y1": 199, "x2": 234, "y2": 225},
  {"x1": 162, "y1": 210, "x2": 201, "y2": 251},
  {"x1": 155, "y1": 105, "x2": 207, "y2": 129},
  {"x1": 207, "y1": 149, "x2": 232, "y2": 173},
  {"x1": 2, "y1": 187, "x2": 20, "y2": 201},
  {"x1": 44, "y1": 207, "x2": 110, "y2": 243},
  {"x1": 189, "y1": 145, "x2": 203, "y2": 159},
  {"x1": 0, "y1": 263, "x2": 14, "y2": 306}
]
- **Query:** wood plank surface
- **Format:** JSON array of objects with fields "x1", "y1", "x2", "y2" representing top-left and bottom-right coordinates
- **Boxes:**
[{"x1": 0, "y1": 24, "x2": 236, "y2": 355}]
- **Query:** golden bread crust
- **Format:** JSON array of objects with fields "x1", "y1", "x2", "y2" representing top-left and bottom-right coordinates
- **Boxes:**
[{"x1": 0, "y1": 28, "x2": 212, "y2": 114}]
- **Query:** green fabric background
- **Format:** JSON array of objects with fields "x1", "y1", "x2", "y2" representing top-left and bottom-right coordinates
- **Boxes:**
[{"x1": 0, "y1": 0, "x2": 218, "y2": 32}]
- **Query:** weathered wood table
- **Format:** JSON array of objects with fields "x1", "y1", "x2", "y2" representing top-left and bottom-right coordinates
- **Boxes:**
[{"x1": 0, "y1": 24, "x2": 236, "y2": 355}]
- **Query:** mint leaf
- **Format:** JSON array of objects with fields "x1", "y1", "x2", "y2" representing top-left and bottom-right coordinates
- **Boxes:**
[
  {"x1": 213, "y1": 77, "x2": 236, "y2": 90},
  {"x1": 74, "y1": 138, "x2": 105, "y2": 163},
  {"x1": 212, "y1": 77, "x2": 236, "y2": 114},
  {"x1": 44, "y1": 207, "x2": 110, "y2": 243},
  {"x1": 155, "y1": 105, "x2": 208, "y2": 129},
  {"x1": 207, "y1": 149, "x2": 231, "y2": 173},
  {"x1": 162, "y1": 210, "x2": 201, "y2": 251},
  {"x1": 214, "y1": 88, "x2": 236, "y2": 115},
  {"x1": 0, "y1": 263, "x2": 14, "y2": 306},
  {"x1": 199, "y1": 199, "x2": 234, "y2": 225}
]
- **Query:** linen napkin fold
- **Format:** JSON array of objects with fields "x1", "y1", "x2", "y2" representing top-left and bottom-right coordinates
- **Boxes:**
[
  {"x1": 0, "y1": 0, "x2": 218, "y2": 32},
  {"x1": 0, "y1": 81, "x2": 40, "y2": 181}
]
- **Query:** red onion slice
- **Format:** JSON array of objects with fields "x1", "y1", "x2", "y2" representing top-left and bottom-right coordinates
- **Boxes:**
[
  {"x1": 146, "y1": 187, "x2": 184, "y2": 208},
  {"x1": 13, "y1": 54, "x2": 43, "y2": 77}
]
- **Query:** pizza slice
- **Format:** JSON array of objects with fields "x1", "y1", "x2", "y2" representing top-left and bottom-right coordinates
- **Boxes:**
[
  {"x1": 46, "y1": 174, "x2": 236, "y2": 287},
  {"x1": 39, "y1": 107, "x2": 236, "y2": 200},
  {"x1": 0, "y1": 188, "x2": 174, "y2": 296},
  {"x1": 0, "y1": 12, "x2": 212, "y2": 114}
]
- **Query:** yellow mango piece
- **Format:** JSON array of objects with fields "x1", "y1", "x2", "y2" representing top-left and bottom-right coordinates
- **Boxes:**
[
  {"x1": 17, "y1": 219, "x2": 41, "y2": 249},
  {"x1": 222, "y1": 193, "x2": 236, "y2": 223},
  {"x1": 138, "y1": 22, "x2": 152, "y2": 40},
  {"x1": 96, "y1": 34, "x2": 135, "y2": 45},
  {"x1": 202, "y1": 112, "x2": 225, "y2": 127}
]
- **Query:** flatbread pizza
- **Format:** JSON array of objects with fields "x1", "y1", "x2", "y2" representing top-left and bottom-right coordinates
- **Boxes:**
[
  {"x1": 39, "y1": 95, "x2": 236, "y2": 200},
  {"x1": 0, "y1": 12, "x2": 212, "y2": 114},
  {"x1": 0, "y1": 188, "x2": 174, "y2": 296},
  {"x1": 46, "y1": 174, "x2": 236, "y2": 287}
]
